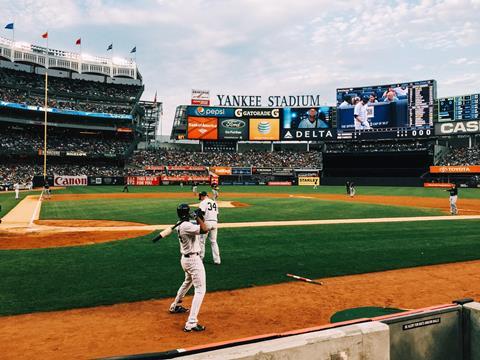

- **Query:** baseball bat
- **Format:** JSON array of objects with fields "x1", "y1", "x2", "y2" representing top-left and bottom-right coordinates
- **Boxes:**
[
  {"x1": 152, "y1": 221, "x2": 184, "y2": 243},
  {"x1": 286, "y1": 273, "x2": 323, "y2": 285}
]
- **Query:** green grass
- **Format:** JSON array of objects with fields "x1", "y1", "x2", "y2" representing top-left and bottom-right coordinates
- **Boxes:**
[
  {"x1": 1, "y1": 220, "x2": 480, "y2": 316},
  {"x1": 53, "y1": 185, "x2": 480, "y2": 199},
  {"x1": 40, "y1": 197, "x2": 442, "y2": 224}
]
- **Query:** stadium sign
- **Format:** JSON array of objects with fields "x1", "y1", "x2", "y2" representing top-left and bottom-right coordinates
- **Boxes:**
[
  {"x1": 217, "y1": 95, "x2": 321, "y2": 107},
  {"x1": 435, "y1": 120, "x2": 480, "y2": 135},
  {"x1": 281, "y1": 129, "x2": 337, "y2": 141},
  {"x1": 219, "y1": 118, "x2": 248, "y2": 140},
  {"x1": 186, "y1": 106, "x2": 235, "y2": 117},
  {"x1": 54, "y1": 175, "x2": 88, "y2": 186},
  {"x1": 234, "y1": 108, "x2": 280, "y2": 118}
]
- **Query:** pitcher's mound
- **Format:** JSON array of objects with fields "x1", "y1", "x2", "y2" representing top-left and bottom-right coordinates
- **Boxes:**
[{"x1": 190, "y1": 200, "x2": 249, "y2": 208}]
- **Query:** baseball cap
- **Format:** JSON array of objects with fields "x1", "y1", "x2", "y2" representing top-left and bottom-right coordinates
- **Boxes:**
[
  {"x1": 199, "y1": 191, "x2": 207, "y2": 197},
  {"x1": 362, "y1": 95, "x2": 369, "y2": 101}
]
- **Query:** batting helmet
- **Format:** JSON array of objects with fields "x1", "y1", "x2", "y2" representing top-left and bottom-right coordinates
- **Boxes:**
[{"x1": 177, "y1": 203, "x2": 190, "y2": 220}]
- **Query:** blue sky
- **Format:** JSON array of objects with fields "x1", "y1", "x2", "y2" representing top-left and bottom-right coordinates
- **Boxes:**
[{"x1": 2, "y1": 0, "x2": 480, "y2": 133}]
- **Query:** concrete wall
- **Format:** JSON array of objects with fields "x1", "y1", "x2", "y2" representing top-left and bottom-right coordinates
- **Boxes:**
[
  {"x1": 180, "y1": 322, "x2": 390, "y2": 360},
  {"x1": 463, "y1": 302, "x2": 480, "y2": 360}
]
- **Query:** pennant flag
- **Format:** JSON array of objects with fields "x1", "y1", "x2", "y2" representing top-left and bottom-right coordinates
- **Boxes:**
[
  {"x1": 130, "y1": 46, "x2": 136, "y2": 53},
  {"x1": 153, "y1": 91, "x2": 157, "y2": 104},
  {"x1": 42, "y1": 31, "x2": 48, "y2": 39},
  {"x1": 75, "y1": 38, "x2": 81, "y2": 45},
  {"x1": 107, "y1": 43, "x2": 113, "y2": 51},
  {"x1": 5, "y1": 23, "x2": 14, "y2": 30}
]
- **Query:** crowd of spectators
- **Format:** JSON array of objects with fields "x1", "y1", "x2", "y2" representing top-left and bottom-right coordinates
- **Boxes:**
[
  {"x1": 439, "y1": 145, "x2": 480, "y2": 166},
  {"x1": 128, "y1": 149, "x2": 322, "y2": 169},
  {"x1": 0, "y1": 67, "x2": 141, "y2": 115},
  {"x1": 0, "y1": 163, "x2": 125, "y2": 185},
  {"x1": 325, "y1": 141, "x2": 431, "y2": 153},
  {"x1": 0, "y1": 126, "x2": 132, "y2": 156}
]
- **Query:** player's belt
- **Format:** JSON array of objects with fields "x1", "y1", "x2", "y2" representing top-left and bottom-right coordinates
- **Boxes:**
[
  {"x1": 183, "y1": 252, "x2": 199, "y2": 258},
  {"x1": 205, "y1": 219, "x2": 217, "y2": 222}
]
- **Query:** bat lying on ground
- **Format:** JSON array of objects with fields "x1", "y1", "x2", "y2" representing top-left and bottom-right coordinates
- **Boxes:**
[
  {"x1": 152, "y1": 221, "x2": 184, "y2": 243},
  {"x1": 286, "y1": 273, "x2": 323, "y2": 285}
]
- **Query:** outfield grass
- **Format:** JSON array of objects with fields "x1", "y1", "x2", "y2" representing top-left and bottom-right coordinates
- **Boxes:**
[
  {"x1": 40, "y1": 197, "x2": 443, "y2": 224},
  {"x1": 53, "y1": 185, "x2": 480, "y2": 199},
  {"x1": 1, "y1": 220, "x2": 480, "y2": 316}
]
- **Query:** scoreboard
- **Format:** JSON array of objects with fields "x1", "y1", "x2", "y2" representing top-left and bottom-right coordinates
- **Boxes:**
[
  {"x1": 438, "y1": 93, "x2": 480, "y2": 121},
  {"x1": 408, "y1": 81, "x2": 435, "y2": 127}
]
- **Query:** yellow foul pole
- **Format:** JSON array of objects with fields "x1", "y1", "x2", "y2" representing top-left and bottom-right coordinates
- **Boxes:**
[{"x1": 43, "y1": 33, "x2": 49, "y2": 180}]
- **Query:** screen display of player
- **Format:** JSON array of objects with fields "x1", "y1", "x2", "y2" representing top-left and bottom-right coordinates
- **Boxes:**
[
  {"x1": 438, "y1": 94, "x2": 480, "y2": 122},
  {"x1": 336, "y1": 80, "x2": 436, "y2": 135},
  {"x1": 282, "y1": 107, "x2": 333, "y2": 129}
]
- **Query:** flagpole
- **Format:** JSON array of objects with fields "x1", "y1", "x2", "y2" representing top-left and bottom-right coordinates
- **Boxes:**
[{"x1": 43, "y1": 33, "x2": 49, "y2": 181}]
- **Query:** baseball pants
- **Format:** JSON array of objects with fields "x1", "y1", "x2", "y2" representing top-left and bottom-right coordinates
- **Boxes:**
[
  {"x1": 172, "y1": 254, "x2": 206, "y2": 329},
  {"x1": 199, "y1": 221, "x2": 220, "y2": 264},
  {"x1": 450, "y1": 195, "x2": 458, "y2": 214}
]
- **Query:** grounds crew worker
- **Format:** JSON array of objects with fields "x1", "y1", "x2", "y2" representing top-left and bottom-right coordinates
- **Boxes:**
[{"x1": 169, "y1": 203, "x2": 210, "y2": 332}]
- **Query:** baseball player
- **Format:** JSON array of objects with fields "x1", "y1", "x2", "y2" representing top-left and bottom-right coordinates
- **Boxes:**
[
  {"x1": 345, "y1": 180, "x2": 351, "y2": 196},
  {"x1": 313, "y1": 178, "x2": 319, "y2": 189},
  {"x1": 198, "y1": 191, "x2": 221, "y2": 265},
  {"x1": 211, "y1": 185, "x2": 219, "y2": 201},
  {"x1": 14, "y1": 183, "x2": 19, "y2": 199},
  {"x1": 169, "y1": 203, "x2": 210, "y2": 332},
  {"x1": 446, "y1": 184, "x2": 458, "y2": 215},
  {"x1": 192, "y1": 183, "x2": 198, "y2": 196},
  {"x1": 349, "y1": 181, "x2": 356, "y2": 197},
  {"x1": 354, "y1": 96, "x2": 371, "y2": 130},
  {"x1": 43, "y1": 181, "x2": 51, "y2": 200}
]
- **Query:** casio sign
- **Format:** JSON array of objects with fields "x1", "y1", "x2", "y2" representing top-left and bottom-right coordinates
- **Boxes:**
[
  {"x1": 221, "y1": 119, "x2": 245, "y2": 129},
  {"x1": 439, "y1": 120, "x2": 480, "y2": 134}
]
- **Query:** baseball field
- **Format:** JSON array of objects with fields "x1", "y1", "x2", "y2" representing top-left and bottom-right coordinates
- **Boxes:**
[{"x1": 1, "y1": 185, "x2": 480, "y2": 359}]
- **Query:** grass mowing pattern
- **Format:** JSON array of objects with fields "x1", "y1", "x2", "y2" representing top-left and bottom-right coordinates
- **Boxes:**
[
  {"x1": 1, "y1": 220, "x2": 480, "y2": 316},
  {"x1": 53, "y1": 185, "x2": 480, "y2": 199},
  {"x1": 40, "y1": 197, "x2": 442, "y2": 224}
]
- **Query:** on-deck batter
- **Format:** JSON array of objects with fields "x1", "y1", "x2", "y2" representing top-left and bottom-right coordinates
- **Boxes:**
[{"x1": 169, "y1": 203, "x2": 210, "y2": 332}]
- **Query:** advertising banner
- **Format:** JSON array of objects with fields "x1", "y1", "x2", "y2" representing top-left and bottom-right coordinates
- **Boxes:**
[
  {"x1": 88, "y1": 177, "x2": 124, "y2": 186},
  {"x1": 186, "y1": 106, "x2": 235, "y2": 118},
  {"x1": 127, "y1": 176, "x2": 160, "y2": 186},
  {"x1": 191, "y1": 89, "x2": 210, "y2": 106},
  {"x1": 54, "y1": 175, "x2": 88, "y2": 186},
  {"x1": 298, "y1": 176, "x2": 320, "y2": 186},
  {"x1": 423, "y1": 182, "x2": 454, "y2": 188},
  {"x1": 430, "y1": 166, "x2": 480, "y2": 174},
  {"x1": 281, "y1": 128, "x2": 337, "y2": 141},
  {"x1": 145, "y1": 166, "x2": 164, "y2": 171},
  {"x1": 249, "y1": 118, "x2": 280, "y2": 141},
  {"x1": 165, "y1": 166, "x2": 207, "y2": 171},
  {"x1": 218, "y1": 118, "x2": 249, "y2": 140},
  {"x1": 211, "y1": 167, "x2": 232, "y2": 175},
  {"x1": 253, "y1": 167, "x2": 273, "y2": 174},
  {"x1": 187, "y1": 117, "x2": 218, "y2": 140},
  {"x1": 161, "y1": 175, "x2": 210, "y2": 182},
  {"x1": 231, "y1": 167, "x2": 252, "y2": 175},
  {"x1": 273, "y1": 168, "x2": 293, "y2": 176},
  {"x1": 268, "y1": 181, "x2": 292, "y2": 186},
  {"x1": 435, "y1": 120, "x2": 480, "y2": 135}
]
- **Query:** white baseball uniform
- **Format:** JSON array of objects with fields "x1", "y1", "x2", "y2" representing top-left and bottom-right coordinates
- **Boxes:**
[
  {"x1": 212, "y1": 188, "x2": 219, "y2": 201},
  {"x1": 171, "y1": 221, "x2": 206, "y2": 330},
  {"x1": 14, "y1": 183, "x2": 19, "y2": 199},
  {"x1": 199, "y1": 196, "x2": 220, "y2": 264},
  {"x1": 354, "y1": 102, "x2": 371, "y2": 130}
]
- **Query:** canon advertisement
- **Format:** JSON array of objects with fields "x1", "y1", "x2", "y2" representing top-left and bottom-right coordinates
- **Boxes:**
[{"x1": 54, "y1": 175, "x2": 88, "y2": 186}]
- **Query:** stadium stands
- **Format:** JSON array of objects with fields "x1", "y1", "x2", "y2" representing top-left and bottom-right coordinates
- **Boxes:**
[
  {"x1": 0, "y1": 67, "x2": 142, "y2": 115},
  {"x1": 439, "y1": 145, "x2": 480, "y2": 166}
]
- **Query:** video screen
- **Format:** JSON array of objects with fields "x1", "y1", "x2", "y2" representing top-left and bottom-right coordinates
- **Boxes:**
[
  {"x1": 336, "y1": 80, "x2": 436, "y2": 133},
  {"x1": 282, "y1": 107, "x2": 333, "y2": 129}
]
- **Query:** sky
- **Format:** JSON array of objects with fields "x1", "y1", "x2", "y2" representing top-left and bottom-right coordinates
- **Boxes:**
[{"x1": 2, "y1": 0, "x2": 480, "y2": 134}]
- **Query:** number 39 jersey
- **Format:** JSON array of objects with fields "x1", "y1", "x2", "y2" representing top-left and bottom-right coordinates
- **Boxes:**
[{"x1": 199, "y1": 197, "x2": 219, "y2": 222}]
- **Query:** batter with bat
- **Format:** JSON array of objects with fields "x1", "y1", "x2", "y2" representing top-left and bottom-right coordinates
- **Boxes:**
[{"x1": 152, "y1": 203, "x2": 210, "y2": 332}]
